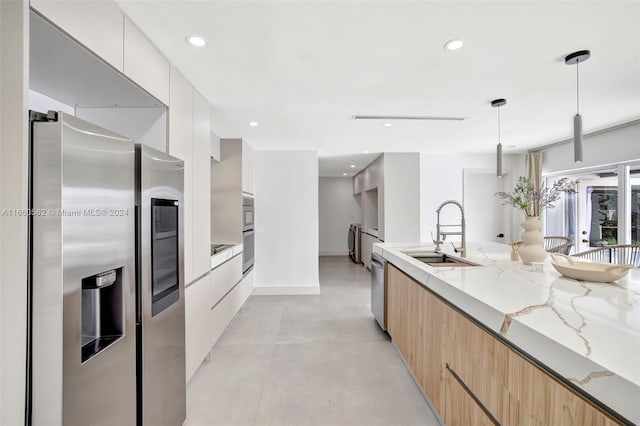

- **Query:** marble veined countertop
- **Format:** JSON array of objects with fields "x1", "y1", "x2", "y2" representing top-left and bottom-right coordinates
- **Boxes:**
[{"x1": 374, "y1": 241, "x2": 640, "y2": 424}]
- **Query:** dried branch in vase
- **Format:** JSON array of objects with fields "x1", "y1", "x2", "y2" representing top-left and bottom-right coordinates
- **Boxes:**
[{"x1": 495, "y1": 176, "x2": 577, "y2": 217}]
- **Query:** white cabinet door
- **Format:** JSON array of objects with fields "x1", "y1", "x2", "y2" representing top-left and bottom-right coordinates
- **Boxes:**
[
  {"x1": 123, "y1": 17, "x2": 170, "y2": 105},
  {"x1": 210, "y1": 269, "x2": 254, "y2": 347},
  {"x1": 169, "y1": 67, "x2": 194, "y2": 283},
  {"x1": 31, "y1": 0, "x2": 124, "y2": 71},
  {"x1": 192, "y1": 91, "x2": 211, "y2": 278},
  {"x1": 210, "y1": 255, "x2": 243, "y2": 308},
  {"x1": 241, "y1": 141, "x2": 254, "y2": 195},
  {"x1": 185, "y1": 275, "x2": 212, "y2": 382}
]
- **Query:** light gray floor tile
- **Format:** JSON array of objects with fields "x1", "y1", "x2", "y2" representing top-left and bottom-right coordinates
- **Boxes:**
[
  {"x1": 185, "y1": 344, "x2": 275, "y2": 426},
  {"x1": 186, "y1": 256, "x2": 440, "y2": 426},
  {"x1": 218, "y1": 304, "x2": 285, "y2": 346}
]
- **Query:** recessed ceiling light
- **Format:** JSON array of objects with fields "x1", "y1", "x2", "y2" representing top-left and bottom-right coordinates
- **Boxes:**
[
  {"x1": 444, "y1": 39, "x2": 464, "y2": 51},
  {"x1": 342, "y1": 173, "x2": 348, "y2": 176},
  {"x1": 363, "y1": 150, "x2": 369, "y2": 154},
  {"x1": 350, "y1": 164, "x2": 355, "y2": 168},
  {"x1": 248, "y1": 121, "x2": 259, "y2": 127},
  {"x1": 185, "y1": 34, "x2": 207, "y2": 47},
  {"x1": 383, "y1": 123, "x2": 393, "y2": 127}
]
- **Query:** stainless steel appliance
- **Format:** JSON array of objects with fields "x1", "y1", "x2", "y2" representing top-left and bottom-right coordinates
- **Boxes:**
[
  {"x1": 371, "y1": 253, "x2": 386, "y2": 330},
  {"x1": 31, "y1": 112, "x2": 137, "y2": 425},
  {"x1": 348, "y1": 224, "x2": 362, "y2": 264},
  {"x1": 29, "y1": 113, "x2": 186, "y2": 426},
  {"x1": 243, "y1": 229, "x2": 255, "y2": 273},
  {"x1": 242, "y1": 197, "x2": 255, "y2": 273},
  {"x1": 135, "y1": 144, "x2": 186, "y2": 426},
  {"x1": 242, "y1": 196, "x2": 254, "y2": 231}
]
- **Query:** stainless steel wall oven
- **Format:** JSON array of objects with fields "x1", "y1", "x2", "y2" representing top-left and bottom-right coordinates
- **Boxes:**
[
  {"x1": 242, "y1": 196, "x2": 254, "y2": 231},
  {"x1": 242, "y1": 196, "x2": 255, "y2": 273}
]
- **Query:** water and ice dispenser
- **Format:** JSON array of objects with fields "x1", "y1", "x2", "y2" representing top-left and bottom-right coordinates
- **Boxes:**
[{"x1": 81, "y1": 267, "x2": 124, "y2": 362}]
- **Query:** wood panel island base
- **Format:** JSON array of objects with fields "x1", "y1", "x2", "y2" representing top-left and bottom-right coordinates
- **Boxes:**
[{"x1": 387, "y1": 264, "x2": 622, "y2": 426}]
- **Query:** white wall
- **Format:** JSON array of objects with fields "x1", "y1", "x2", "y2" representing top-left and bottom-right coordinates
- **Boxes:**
[
  {"x1": 0, "y1": 1, "x2": 29, "y2": 424},
  {"x1": 383, "y1": 153, "x2": 421, "y2": 243},
  {"x1": 318, "y1": 177, "x2": 361, "y2": 255},
  {"x1": 541, "y1": 120, "x2": 640, "y2": 174},
  {"x1": 254, "y1": 151, "x2": 320, "y2": 294},
  {"x1": 420, "y1": 153, "x2": 525, "y2": 244}
]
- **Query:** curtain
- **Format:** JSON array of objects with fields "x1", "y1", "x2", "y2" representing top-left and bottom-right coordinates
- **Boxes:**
[{"x1": 525, "y1": 152, "x2": 543, "y2": 191}]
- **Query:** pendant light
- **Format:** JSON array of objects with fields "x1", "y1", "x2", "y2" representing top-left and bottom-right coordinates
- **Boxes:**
[
  {"x1": 565, "y1": 50, "x2": 590, "y2": 163},
  {"x1": 491, "y1": 98, "x2": 506, "y2": 178}
]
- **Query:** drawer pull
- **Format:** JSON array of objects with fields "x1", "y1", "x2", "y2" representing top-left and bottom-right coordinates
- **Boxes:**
[{"x1": 446, "y1": 364, "x2": 501, "y2": 426}]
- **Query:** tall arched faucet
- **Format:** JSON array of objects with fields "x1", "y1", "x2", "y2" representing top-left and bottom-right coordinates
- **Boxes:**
[{"x1": 433, "y1": 200, "x2": 466, "y2": 257}]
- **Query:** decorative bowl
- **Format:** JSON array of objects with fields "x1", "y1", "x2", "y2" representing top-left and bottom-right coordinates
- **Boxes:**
[{"x1": 550, "y1": 254, "x2": 633, "y2": 283}]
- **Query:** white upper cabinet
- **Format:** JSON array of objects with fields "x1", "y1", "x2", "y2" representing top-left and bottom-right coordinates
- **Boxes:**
[
  {"x1": 123, "y1": 17, "x2": 170, "y2": 105},
  {"x1": 169, "y1": 67, "x2": 194, "y2": 282},
  {"x1": 192, "y1": 91, "x2": 212, "y2": 278},
  {"x1": 241, "y1": 140, "x2": 254, "y2": 195},
  {"x1": 31, "y1": 0, "x2": 125, "y2": 71}
]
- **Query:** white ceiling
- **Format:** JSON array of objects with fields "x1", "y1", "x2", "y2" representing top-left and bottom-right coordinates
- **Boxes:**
[{"x1": 116, "y1": 0, "x2": 640, "y2": 176}]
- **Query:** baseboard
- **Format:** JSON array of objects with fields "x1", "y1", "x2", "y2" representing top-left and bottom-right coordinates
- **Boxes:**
[
  {"x1": 319, "y1": 250, "x2": 348, "y2": 256},
  {"x1": 252, "y1": 284, "x2": 320, "y2": 295}
]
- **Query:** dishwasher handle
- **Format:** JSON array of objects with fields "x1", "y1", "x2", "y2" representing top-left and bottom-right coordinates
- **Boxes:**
[{"x1": 371, "y1": 253, "x2": 385, "y2": 268}]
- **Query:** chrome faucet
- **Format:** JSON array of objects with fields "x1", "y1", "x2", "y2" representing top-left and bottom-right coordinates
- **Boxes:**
[{"x1": 432, "y1": 200, "x2": 466, "y2": 257}]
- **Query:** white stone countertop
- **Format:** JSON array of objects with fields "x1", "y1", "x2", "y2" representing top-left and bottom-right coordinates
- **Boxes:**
[
  {"x1": 374, "y1": 241, "x2": 640, "y2": 424},
  {"x1": 210, "y1": 244, "x2": 243, "y2": 270}
]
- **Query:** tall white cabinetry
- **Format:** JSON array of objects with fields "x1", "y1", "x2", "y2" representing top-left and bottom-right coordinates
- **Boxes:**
[
  {"x1": 123, "y1": 17, "x2": 170, "y2": 105},
  {"x1": 168, "y1": 68, "x2": 194, "y2": 281},
  {"x1": 30, "y1": 0, "x2": 125, "y2": 71},
  {"x1": 353, "y1": 153, "x2": 421, "y2": 269},
  {"x1": 169, "y1": 68, "x2": 215, "y2": 381},
  {"x1": 31, "y1": 1, "x2": 171, "y2": 106},
  {"x1": 191, "y1": 91, "x2": 212, "y2": 278}
]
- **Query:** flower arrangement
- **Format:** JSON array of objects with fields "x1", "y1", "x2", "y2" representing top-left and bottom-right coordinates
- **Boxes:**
[{"x1": 495, "y1": 176, "x2": 576, "y2": 217}]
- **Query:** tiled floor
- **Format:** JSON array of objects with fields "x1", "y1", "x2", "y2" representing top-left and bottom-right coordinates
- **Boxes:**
[{"x1": 185, "y1": 256, "x2": 440, "y2": 426}]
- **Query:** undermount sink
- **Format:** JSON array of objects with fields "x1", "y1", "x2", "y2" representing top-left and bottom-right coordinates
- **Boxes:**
[{"x1": 402, "y1": 251, "x2": 479, "y2": 267}]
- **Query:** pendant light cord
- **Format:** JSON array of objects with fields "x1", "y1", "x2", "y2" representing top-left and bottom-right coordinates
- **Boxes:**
[
  {"x1": 497, "y1": 106, "x2": 501, "y2": 143},
  {"x1": 576, "y1": 61, "x2": 580, "y2": 114}
]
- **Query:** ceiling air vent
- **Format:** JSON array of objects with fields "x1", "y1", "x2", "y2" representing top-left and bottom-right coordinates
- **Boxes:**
[{"x1": 351, "y1": 115, "x2": 466, "y2": 121}]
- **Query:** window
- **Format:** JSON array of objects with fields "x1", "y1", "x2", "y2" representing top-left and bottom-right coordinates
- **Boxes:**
[{"x1": 544, "y1": 164, "x2": 640, "y2": 254}]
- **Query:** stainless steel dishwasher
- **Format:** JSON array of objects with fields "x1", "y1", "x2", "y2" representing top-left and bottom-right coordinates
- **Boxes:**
[{"x1": 371, "y1": 253, "x2": 386, "y2": 330}]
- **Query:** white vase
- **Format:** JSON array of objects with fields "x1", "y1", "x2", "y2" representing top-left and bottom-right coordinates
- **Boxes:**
[{"x1": 518, "y1": 216, "x2": 547, "y2": 265}]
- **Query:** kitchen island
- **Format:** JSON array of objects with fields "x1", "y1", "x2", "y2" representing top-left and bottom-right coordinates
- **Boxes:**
[{"x1": 374, "y1": 242, "x2": 639, "y2": 425}]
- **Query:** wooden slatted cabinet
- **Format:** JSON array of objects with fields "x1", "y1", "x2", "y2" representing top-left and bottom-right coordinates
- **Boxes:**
[{"x1": 386, "y1": 264, "x2": 621, "y2": 426}]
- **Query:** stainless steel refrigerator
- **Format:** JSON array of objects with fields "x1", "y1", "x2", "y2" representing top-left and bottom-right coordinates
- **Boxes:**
[
  {"x1": 135, "y1": 143, "x2": 186, "y2": 426},
  {"x1": 30, "y1": 112, "x2": 185, "y2": 426}
]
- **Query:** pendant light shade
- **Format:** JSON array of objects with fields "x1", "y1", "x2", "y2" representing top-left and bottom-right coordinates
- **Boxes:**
[
  {"x1": 574, "y1": 114, "x2": 583, "y2": 162},
  {"x1": 491, "y1": 98, "x2": 506, "y2": 178},
  {"x1": 565, "y1": 50, "x2": 590, "y2": 163},
  {"x1": 496, "y1": 142, "x2": 503, "y2": 178}
]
